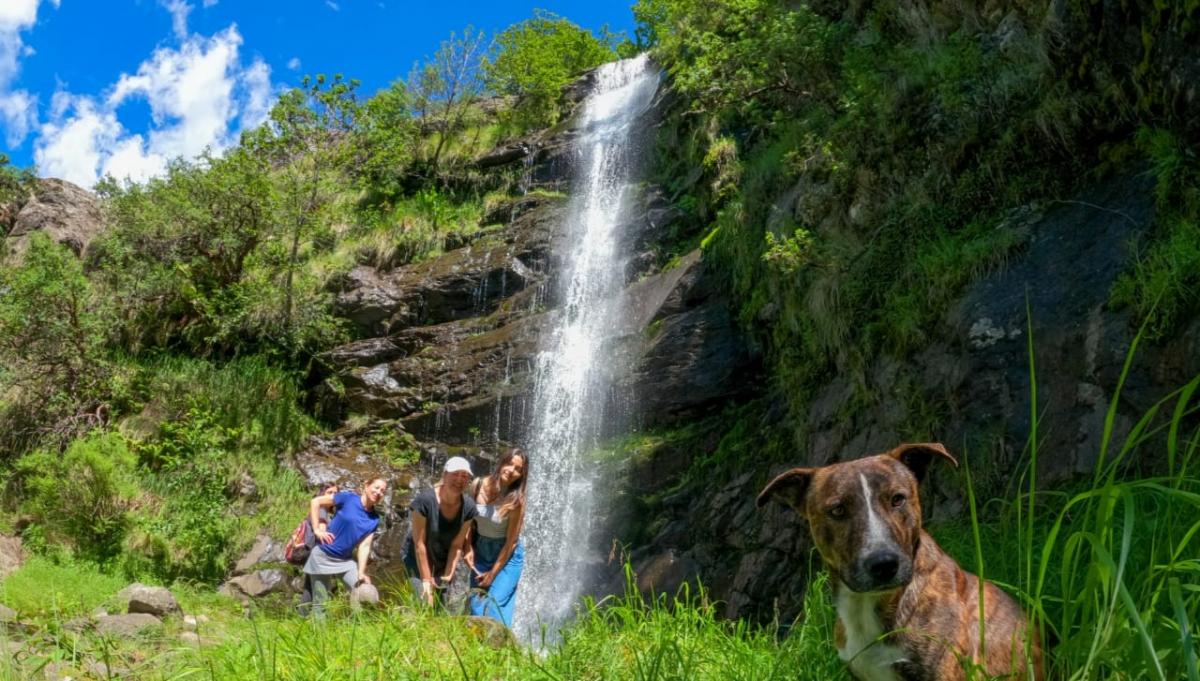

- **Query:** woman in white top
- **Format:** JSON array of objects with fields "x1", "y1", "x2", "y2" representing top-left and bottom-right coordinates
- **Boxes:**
[{"x1": 466, "y1": 447, "x2": 527, "y2": 626}]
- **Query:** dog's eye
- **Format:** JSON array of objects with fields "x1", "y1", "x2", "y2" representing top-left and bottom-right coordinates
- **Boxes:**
[
  {"x1": 827, "y1": 504, "x2": 846, "y2": 519},
  {"x1": 891, "y1": 493, "x2": 907, "y2": 507}
]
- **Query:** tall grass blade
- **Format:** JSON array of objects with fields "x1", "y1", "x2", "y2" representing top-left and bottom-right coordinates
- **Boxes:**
[{"x1": 1170, "y1": 576, "x2": 1200, "y2": 681}]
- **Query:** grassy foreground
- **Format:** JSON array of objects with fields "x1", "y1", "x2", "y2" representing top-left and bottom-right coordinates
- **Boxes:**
[{"x1": 0, "y1": 562, "x2": 844, "y2": 680}]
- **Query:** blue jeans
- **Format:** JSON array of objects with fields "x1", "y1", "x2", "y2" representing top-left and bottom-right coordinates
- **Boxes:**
[{"x1": 469, "y1": 536, "x2": 523, "y2": 626}]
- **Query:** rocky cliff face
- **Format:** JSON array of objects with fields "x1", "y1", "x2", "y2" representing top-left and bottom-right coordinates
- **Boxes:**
[
  {"x1": 610, "y1": 170, "x2": 1200, "y2": 623},
  {"x1": 303, "y1": 70, "x2": 760, "y2": 574},
  {"x1": 2, "y1": 178, "x2": 105, "y2": 262}
]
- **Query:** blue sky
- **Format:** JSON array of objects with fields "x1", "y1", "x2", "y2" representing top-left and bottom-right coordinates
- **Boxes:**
[{"x1": 0, "y1": 1, "x2": 636, "y2": 188}]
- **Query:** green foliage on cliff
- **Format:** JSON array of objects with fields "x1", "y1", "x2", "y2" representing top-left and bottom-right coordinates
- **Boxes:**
[
  {"x1": 486, "y1": 10, "x2": 616, "y2": 131},
  {"x1": 1111, "y1": 127, "x2": 1200, "y2": 339},
  {"x1": 639, "y1": 0, "x2": 1199, "y2": 432}
]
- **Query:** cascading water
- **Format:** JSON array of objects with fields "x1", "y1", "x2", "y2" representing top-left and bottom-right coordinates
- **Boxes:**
[{"x1": 516, "y1": 54, "x2": 660, "y2": 640}]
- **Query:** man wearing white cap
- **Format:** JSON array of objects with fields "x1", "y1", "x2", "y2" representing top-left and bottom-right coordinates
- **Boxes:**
[{"x1": 401, "y1": 456, "x2": 479, "y2": 605}]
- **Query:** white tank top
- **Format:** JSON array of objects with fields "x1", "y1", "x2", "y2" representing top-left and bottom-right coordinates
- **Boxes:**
[{"x1": 474, "y1": 503, "x2": 508, "y2": 538}]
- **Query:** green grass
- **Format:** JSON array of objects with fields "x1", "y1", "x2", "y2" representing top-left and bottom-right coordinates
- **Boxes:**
[
  {"x1": 927, "y1": 323, "x2": 1200, "y2": 680},
  {"x1": 0, "y1": 564, "x2": 845, "y2": 680},
  {"x1": 0, "y1": 556, "x2": 126, "y2": 620}
]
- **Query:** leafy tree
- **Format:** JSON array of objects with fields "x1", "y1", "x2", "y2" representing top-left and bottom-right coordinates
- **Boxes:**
[
  {"x1": 355, "y1": 80, "x2": 418, "y2": 200},
  {"x1": 407, "y1": 26, "x2": 490, "y2": 174},
  {"x1": 95, "y1": 149, "x2": 275, "y2": 355},
  {"x1": 485, "y1": 11, "x2": 615, "y2": 129},
  {"x1": 244, "y1": 74, "x2": 360, "y2": 351},
  {"x1": 0, "y1": 231, "x2": 109, "y2": 451}
]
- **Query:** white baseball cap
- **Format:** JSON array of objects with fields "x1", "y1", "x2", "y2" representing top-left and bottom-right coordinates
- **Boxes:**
[{"x1": 443, "y1": 456, "x2": 473, "y2": 475}]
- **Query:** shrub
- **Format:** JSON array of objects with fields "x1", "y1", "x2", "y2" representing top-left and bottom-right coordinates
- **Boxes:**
[
  {"x1": 14, "y1": 432, "x2": 138, "y2": 563},
  {"x1": 124, "y1": 409, "x2": 240, "y2": 582}
]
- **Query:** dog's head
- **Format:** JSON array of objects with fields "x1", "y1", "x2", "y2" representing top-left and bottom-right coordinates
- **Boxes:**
[{"x1": 756, "y1": 442, "x2": 957, "y2": 593}]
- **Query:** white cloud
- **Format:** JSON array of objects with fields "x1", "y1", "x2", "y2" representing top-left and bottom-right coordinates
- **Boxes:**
[
  {"x1": 238, "y1": 58, "x2": 273, "y2": 133},
  {"x1": 33, "y1": 25, "x2": 279, "y2": 187},
  {"x1": 0, "y1": 1, "x2": 40, "y2": 30},
  {"x1": 0, "y1": 89, "x2": 35, "y2": 146},
  {"x1": 159, "y1": 0, "x2": 193, "y2": 42},
  {"x1": 34, "y1": 95, "x2": 122, "y2": 185},
  {"x1": 202, "y1": 0, "x2": 219, "y2": 7},
  {"x1": 0, "y1": 0, "x2": 53, "y2": 146},
  {"x1": 326, "y1": 1, "x2": 340, "y2": 11},
  {"x1": 286, "y1": 57, "x2": 301, "y2": 71}
]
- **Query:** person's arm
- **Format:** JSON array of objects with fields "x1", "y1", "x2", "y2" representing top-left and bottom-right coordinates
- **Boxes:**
[
  {"x1": 479, "y1": 505, "x2": 524, "y2": 588},
  {"x1": 354, "y1": 533, "x2": 374, "y2": 586},
  {"x1": 410, "y1": 512, "x2": 436, "y2": 604},
  {"x1": 441, "y1": 520, "x2": 473, "y2": 586},
  {"x1": 309, "y1": 493, "x2": 337, "y2": 544},
  {"x1": 463, "y1": 521, "x2": 479, "y2": 576}
]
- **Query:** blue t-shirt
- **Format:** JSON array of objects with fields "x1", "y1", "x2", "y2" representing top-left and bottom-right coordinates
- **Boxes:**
[{"x1": 317, "y1": 491, "x2": 381, "y2": 561}]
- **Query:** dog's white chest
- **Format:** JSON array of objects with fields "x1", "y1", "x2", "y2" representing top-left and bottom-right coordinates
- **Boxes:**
[{"x1": 837, "y1": 588, "x2": 907, "y2": 681}]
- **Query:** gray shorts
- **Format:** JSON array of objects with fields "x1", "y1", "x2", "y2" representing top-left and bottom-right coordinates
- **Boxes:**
[{"x1": 304, "y1": 546, "x2": 359, "y2": 579}]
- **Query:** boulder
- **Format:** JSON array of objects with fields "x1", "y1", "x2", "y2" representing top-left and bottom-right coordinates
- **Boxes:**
[
  {"x1": 475, "y1": 141, "x2": 533, "y2": 169},
  {"x1": 350, "y1": 583, "x2": 380, "y2": 609},
  {"x1": 461, "y1": 615, "x2": 518, "y2": 649},
  {"x1": 117, "y1": 583, "x2": 181, "y2": 617},
  {"x1": 67, "y1": 613, "x2": 162, "y2": 637},
  {"x1": 5, "y1": 178, "x2": 104, "y2": 260},
  {"x1": 224, "y1": 569, "x2": 289, "y2": 598},
  {"x1": 0, "y1": 534, "x2": 25, "y2": 579},
  {"x1": 233, "y1": 533, "x2": 286, "y2": 575}
]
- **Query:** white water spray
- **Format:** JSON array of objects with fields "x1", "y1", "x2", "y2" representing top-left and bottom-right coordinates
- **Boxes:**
[{"x1": 516, "y1": 54, "x2": 660, "y2": 639}]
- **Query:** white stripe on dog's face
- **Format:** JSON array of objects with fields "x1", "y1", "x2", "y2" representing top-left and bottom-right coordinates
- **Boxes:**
[{"x1": 860, "y1": 473, "x2": 889, "y2": 551}]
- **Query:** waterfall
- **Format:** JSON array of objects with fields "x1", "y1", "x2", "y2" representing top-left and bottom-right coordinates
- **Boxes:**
[{"x1": 516, "y1": 54, "x2": 660, "y2": 640}]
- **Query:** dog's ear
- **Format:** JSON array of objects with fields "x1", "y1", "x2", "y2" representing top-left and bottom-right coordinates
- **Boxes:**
[
  {"x1": 757, "y1": 468, "x2": 813, "y2": 513},
  {"x1": 887, "y1": 442, "x2": 958, "y2": 482}
]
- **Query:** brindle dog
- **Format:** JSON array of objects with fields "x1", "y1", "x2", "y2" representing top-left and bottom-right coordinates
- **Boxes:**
[{"x1": 757, "y1": 443, "x2": 1042, "y2": 681}]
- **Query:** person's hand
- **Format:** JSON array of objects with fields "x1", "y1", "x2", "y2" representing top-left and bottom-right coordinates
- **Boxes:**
[
  {"x1": 355, "y1": 575, "x2": 372, "y2": 587},
  {"x1": 439, "y1": 573, "x2": 454, "y2": 588},
  {"x1": 478, "y1": 569, "x2": 498, "y2": 588},
  {"x1": 315, "y1": 528, "x2": 335, "y2": 544},
  {"x1": 421, "y1": 579, "x2": 435, "y2": 605}
]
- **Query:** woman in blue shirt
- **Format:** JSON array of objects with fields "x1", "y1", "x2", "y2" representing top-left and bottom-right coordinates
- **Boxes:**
[{"x1": 302, "y1": 476, "x2": 387, "y2": 618}]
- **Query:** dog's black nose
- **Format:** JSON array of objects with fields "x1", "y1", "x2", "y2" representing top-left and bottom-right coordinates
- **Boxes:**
[{"x1": 864, "y1": 551, "x2": 901, "y2": 583}]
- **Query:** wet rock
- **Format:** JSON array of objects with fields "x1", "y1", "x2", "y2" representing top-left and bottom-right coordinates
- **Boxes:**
[
  {"x1": 330, "y1": 199, "x2": 563, "y2": 336},
  {"x1": 118, "y1": 583, "x2": 181, "y2": 617},
  {"x1": 233, "y1": 533, "x2": 286, "y2": 575},
  {"x1": 611, "y1": 251, "x2": 759, "y2": 426},
  {"x1": 322, "y1": 337, "x2": 404, "y2": 371},
  {"x1": 475, "y1": 141, "x2": 533, "y2": 169},
  {"x1": 633, "y1": 549, "x2": 702, "y2": 598}
]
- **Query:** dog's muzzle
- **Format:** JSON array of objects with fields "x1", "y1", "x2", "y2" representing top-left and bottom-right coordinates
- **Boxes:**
[{"x1": 848, "y1": 549, "x2": 912, "y2": 592}]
